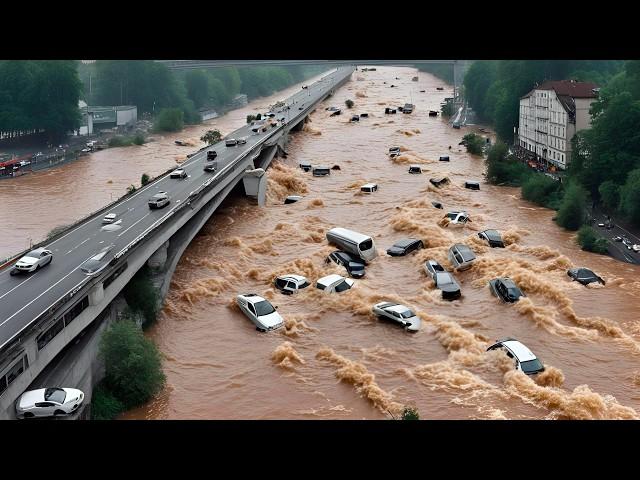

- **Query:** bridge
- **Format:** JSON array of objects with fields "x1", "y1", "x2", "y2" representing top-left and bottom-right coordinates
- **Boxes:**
[{"x1": 0, "y1": 65, "x2": 355, "y2": 419}]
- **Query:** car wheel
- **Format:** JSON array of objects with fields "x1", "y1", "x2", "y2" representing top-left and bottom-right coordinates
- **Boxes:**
[
  {"x1": 54, "y1": 409, "x2": 66, "y2": 416},
  {"x1": 10, "y1": 269, "x2": 18, "y2": 276},
  {"x1": 22, "y1": 412, "x2": 34, "y2": 418},
  {"x1": 35, "y1": 264, "x2": 40, "y2": 271}
]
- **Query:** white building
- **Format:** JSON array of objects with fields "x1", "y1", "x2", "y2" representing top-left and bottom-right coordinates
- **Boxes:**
[{"x1": 516, "y1": 80, "x2": 599, "y2": 170}]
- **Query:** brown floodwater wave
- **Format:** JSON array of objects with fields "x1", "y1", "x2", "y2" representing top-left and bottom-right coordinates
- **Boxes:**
[{"x1": 119, "y1": 66, "x2": 640, "y2": 420}]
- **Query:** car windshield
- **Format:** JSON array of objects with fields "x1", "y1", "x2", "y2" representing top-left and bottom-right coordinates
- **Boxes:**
[
  {"x1": 359, "y1": 239, "x2": 373, "y2": 251},
  {"x1": 399, "y1": 309, "x2": 415, "y2": 319},
  {"x1": 507, "y1": 288, "x2": 521, "y2": 299},
  {"x1": 348, "y1": 262, "x2": 364, "y2": 270},
  {"x1": 44, "y1": 388, "x2": 66, "y2": 403},
  {"x1": 520, "y1": 358, "x2": 544, "y2": 373},
  {"x1": 254, "y1": 300, "x2": 275, "y2": 317},
  {"x1": 334, "y1": 280, "x2": 352, "y2": 292}
]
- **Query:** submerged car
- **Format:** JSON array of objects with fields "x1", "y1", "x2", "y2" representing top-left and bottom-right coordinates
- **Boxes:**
[
  {"x1": 274, "y1": 274, "x2": 310, "y2": 295},
  {"x1": 445, "y1": 211, "x2": 471, "y2": 225},
  {"x1": 387, "y1": 238, "x2": 424, "y2": 256},
  {"x1": 170, "y1": 168, "x2": 187, "y2": 179},
  {"x1": 567, "y1": 268, "x2": 605, "y2": 286},
  {"x1": 326, "y1": 251, "x2": 366, "y2": 278},
  {"x1": 478, "y1": 229, "x2": 505, "y2": 248},
  {"x1": 489, "y1": 277, "x2": 525, "y2": 303},
  {"x1": 448, "y1": 244, "x2": 476, "y2": 270},
  {"x1": 361, "y1": 183, "x2": 378, "y2": 193},
  {"x1": 16, "y1": 387, "x2": 85, "y2": 419},
  {"x1": 408, "y1": 165, "x2": 422, "y2": 174},
  {"x1": 316, "y1": 274, "x2": 355, "y2": 293},
  {"x1": 487, "y1": 338, "x2": 545, "y2": 376},
  {"x1": 236, "y1": 293, "x2": 284, "y2": 332},
  {"x1": 372, "y1": 302, "x2": 421, "y2": 332},
  {"x1": 284, "y1": 195, "x2": 303, "y2": 204},
  {"x1": 424, "y1": 259, "x2": 446, "y2": 281},
  {"x1": 11, "y1": 248, "x2": 53, "y2": 275},
  {"x1": 433, "y1": 272, "x2": 462, "y2": 300},
  {"x1": 430, "y1": 177, "x2": 450, "y2": 187},
  {"x1": 465, "y1": 181, "x2": 480, "y2": 190},
  {"x1": 80, "y1": 245, "x2": 115, "y2": 276}
]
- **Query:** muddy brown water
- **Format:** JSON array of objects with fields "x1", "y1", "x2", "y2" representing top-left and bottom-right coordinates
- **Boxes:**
[{"x1": 4, "y1": 67, "x2": 638, "y2": 419}]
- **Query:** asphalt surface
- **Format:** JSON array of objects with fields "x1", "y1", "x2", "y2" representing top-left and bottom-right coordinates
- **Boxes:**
[
  {"x1": 0, "y1": 66, "x2": 354, "y2": 349},
  {"x1": 590, "y1": 211, "x2": 640, "y2": 264}
]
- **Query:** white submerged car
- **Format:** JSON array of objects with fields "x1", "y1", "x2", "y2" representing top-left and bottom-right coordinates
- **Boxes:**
[
  {"x1": 236, "y1": 294, "x2": 284, "y2": 332},
  {"x1": 11, "y1": 248, "x2": 53, "y2": 275},
  {"x1": 371, "y1": 302, "x2": 421, "y2": 332},
  {"x1": 316, "y1": 274, "x2": 355, "y2": 293},
  {"x1": 16, "y1": 387, "x2": 85, "y2": 419}
]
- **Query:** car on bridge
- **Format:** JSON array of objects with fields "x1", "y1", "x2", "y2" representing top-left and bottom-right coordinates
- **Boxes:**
[
  {"x1": 225, "y1": 138, "x2": 238, "y2": 147},
  {"x1": 236, "y1": 293, "x2": 284, "y2": 332},
  {"x1": 148, "y1": 191, "x2": 170, "y2": 209},
  {"x1": 81, "y1": 245, "x2": 116, "y2": 276},
  {"x1": 16, "y1": 387, "x2": 85, "y2": 419},
  {"x1": 11, "y1": 248, "x2": 53, "y2": 275},
  {"x1": 207, "y1": 150, "x2": 218, "y2": 160},
  {"x1": 170, "y1": 168, "x2": 187, "y2": 179},
  {"x1": 237, "y1": 136, "x2": 248, "y2": 145},
  {"x1": 102, "y1": 212, "x2": 118, "y2": 224},
  {"x1": 371, "y1": 302, "x2": 421, "y2": 332},
  {"x1": 204, "y1": 161, "x2": 218, "y2": 173}
]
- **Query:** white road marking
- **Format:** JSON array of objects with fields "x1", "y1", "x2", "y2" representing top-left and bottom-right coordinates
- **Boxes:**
[
  {"x1": 0, "y1": 262, "x2": 89, "y2": 329},
  {"x1": 0, "y1": 275, "x2": 34, "y2": 300},
  {"x1": 117, "y1": 212, "x2": 152, "y2": 237},
  {"x1": 65, "y1": 237, "x2": 91, "y2": 255}
]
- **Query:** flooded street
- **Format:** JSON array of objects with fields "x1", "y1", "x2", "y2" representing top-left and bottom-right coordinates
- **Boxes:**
[
  {"x1": 6, "y1": 65, "x2": 638, "y2": 420},
  {"x1": 118, "y1": 66, "x2": 640, "y2": 420}
]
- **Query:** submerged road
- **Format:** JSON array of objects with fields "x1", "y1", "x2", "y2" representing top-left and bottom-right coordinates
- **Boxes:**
[{"x1": 0, "y1": 66, "x2": 354, "y2": 350}]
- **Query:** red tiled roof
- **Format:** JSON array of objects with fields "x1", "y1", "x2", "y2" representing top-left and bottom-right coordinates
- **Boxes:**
[{"x1": 521, "y1": 80, "x2": 599, "y2": 100}]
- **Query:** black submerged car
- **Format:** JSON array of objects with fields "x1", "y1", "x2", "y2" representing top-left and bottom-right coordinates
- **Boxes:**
[
  {"x1": 434, "y1": 272, "x2": 461, "y2": 300},
  {"x1": 326, "y1": 250, "x2": 366, "y2": 278},
  {"x1": 386, "y1": 238, "x2": 424, "y2": 256},
  {"x1": 567, "y1": 268, "x2": 605, "y2": 286},
  {"x1": 489, "y1": 277, "x2": 525, "y2": 303},
  {"x1": 478, "y1": 229, "x2": 505, "y2": 248}
]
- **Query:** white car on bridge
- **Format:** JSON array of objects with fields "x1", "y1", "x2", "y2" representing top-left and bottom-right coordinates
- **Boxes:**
[
  {"x1": 11, "y1": 248, "x2": 53, "y2": 275},
  {"x1": 170, "y1": 168, "x2": 187, "y2": 179},
  {"x1": 16, "y1": 387, "x2": 85, "y2": 419}
]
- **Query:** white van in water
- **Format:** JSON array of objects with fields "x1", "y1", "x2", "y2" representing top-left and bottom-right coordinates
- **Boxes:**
[
  {"x1": 312, "y1": 165, "x2": 331, "y2": 176},
  {"x1": 326, "y1": 227, "x2": 377, "y2": 262}
]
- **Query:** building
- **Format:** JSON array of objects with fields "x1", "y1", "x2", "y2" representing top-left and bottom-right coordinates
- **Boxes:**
[
  {"x1": 77, "y1": 101, "x2": 138, "y2": 136},
  {"x1": 516, "y1": 80, "x2": 599, "y2": 170}
]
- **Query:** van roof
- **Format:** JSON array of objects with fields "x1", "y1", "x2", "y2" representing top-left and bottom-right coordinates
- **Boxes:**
[{"x1": 328, "y1": 227, "x2": 373, "y2": 244}]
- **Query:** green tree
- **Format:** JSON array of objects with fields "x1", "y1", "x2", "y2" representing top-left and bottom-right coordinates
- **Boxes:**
[
  {"x1": 90, "y1": 384, "x2": 125, "y2": 420},
  {"x1": 401, "y1": 407, "x2": 420, "y2": 420},
  {"x1": 345, "y1": 99, "x2": 354, "y2": 109},
  {"x1": 462, "y1": 133, "x2": 485, "y2": 156},
  {"x1": 201, "y1": 129, "x2": 222, "y2": 145},
  {"x1": 99, "y1": 319, "x2": 165, "y2": 408},
  {"x1": 577, "y1": 225, "x2": 609, "y2": 254},
  {"x1": 185, "y1": 70, "x2": 209, "y2": 109},
  {"x1": 619, "y1": 168, "x2": 640, "y2": 225},
  {"x1": 521, "y1": 174, "x2": 563, "y2": 209},
  {"x1": 133, "y1": 133, "x2": 145, "y2": 145},
  {"x1": 154, "y1": 108, "x2": 184, "y2": 132},
  {"x1": 556, "y1": 182, "x2": 588, "y2": 230},
  {"x1": 598, "y1": 180, "x2": 620, "y2": 211},
  {"x1": 485, "y1": 142, "x2": 529, "y2": 186},
  {"x1": 141, "y1": 173, "x2": 150, "y2": 186},
  {"x1": 463, "y1": 61, "x2": 498, "y2": 121}
]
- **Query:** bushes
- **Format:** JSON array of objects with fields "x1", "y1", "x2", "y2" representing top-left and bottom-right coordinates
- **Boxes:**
[
  {"x1": 141, "y1": 173, "x2": 150, "y2": 186},
  {"x1": 91, "y1": 383, "x2": 125, "y2": 420},
  {"x1": 619, "y1": 168, "x2": 640, "y2": 225},
  {"x1": 441, "y1": 102, "x2": 454, "y2": 117},
  {"x1": 555, "y1": 182, "x2": 588, "y2": 231},
  {"x1": 462, "y1": 133, "x2": 486, "y2": 156},
  {"x1": 133, "y1": 133, "x2": 146, "y2": 145},
  {"x1": 109, "y1": 134, "x2": 145, "y2": 147},
  {"x1": 401, "y1": 407, "x2": 420, "y2": 420},
  {"x1": 577, "y1": 226, "x2": 609, "y2": 254},
  {"x1": 154, "y1": 108, "x2": 184, "y2": 132},
  {"x1": 122, "y1": 266, "x2": 159, "y2": 328},
  {"x1": 599, "y1": 180, "x2": 620, "y2": 211},
  {"x1": 345, "y1": 99, "x2": 354, "y2": 109},
  {"x1": 247, "y1": 114, "x2": 257, "y2": 124},
  {"x1": 201, "y1": 129, "x2": 222, "y2": 145},
  {"x1": 98, "y1": 318, "x2": 165, "y2": 410},
  {"x1": 485, "y1": 143, "x2": 529, "y2": 186},
  {"x1": 521, "y1": 174, "x2": 564, "y2": 209}
]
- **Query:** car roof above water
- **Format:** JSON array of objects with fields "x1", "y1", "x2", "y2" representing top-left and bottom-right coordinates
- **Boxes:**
[{"x1": 500, "y1": 340, "x2": 537, "y2": 362}]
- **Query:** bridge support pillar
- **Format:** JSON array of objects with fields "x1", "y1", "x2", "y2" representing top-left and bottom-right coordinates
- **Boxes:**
[
  {"x1": 147, "y1": 240, "x2": 170, "y2": 271},
  {"x1": 243, "y1": 168, "x2": 267, "y2": 207}
]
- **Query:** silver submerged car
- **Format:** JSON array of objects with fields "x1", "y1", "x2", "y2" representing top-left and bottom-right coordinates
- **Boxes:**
[
  {"x1": 16, "y1": 387, "x2": 85, "y2": 419},
  {"x1": 11, "y1": 248, "x2": 53, "y2": 275},
  {"x1": 486, "y1": 338, "x2": 545, "y2": 375},
  {"x1": 236, "y1": 293, "x2": 284, "y2": 332},
  {"x1": 372, "y1": 302, "x2": 421, "y2": 332}
]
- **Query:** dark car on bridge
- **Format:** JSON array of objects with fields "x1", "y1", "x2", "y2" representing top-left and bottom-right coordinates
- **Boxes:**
[
  {"x1": 489, "y1": 277, "x2": 525, "y2": 303},
  {"x1": 148, "y1": 192, "x2": 170, "y2": 209},
  {"x1": 207, "y1": 150, "x2": 217, "y2": 160},
  {"x1": 81, "y1": 245, "x2": 116, "y2": 276},
  {"x1": 567, "y1": 268, "x2": 605, "y2": 286},
  {"x1": 386, "y1": 238, "x2": 424, "y2": 256}
]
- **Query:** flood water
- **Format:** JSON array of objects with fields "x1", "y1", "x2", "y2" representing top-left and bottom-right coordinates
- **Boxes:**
[{"x1": 5, "y1": 66, "x2": 639, "y2": 419}]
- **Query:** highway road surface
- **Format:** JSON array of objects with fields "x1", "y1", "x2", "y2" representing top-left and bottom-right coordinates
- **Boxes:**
[{"x1": 0, "y1": 66, "x2": 353, "y2": 350}]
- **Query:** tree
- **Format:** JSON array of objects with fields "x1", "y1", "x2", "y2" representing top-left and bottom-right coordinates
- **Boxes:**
[
  {"x1": 185, "y1": 70, "x2": 209, "y2": 109},
  {"x1": 154, "y1": 108, "x2": 184, "y2": 132},
  {"x1": 598, "y1": 180, "x2": 620, "y2": 211},
  {"x1": 345, "y1": 99, "x2": 354, "y2": 109},
  {"x1": 401, "y1": 407, "x2": 420, "y2": 420},
  {"x1": 462, "y1": 133, "x2": 485, "y2": 156},
  {"x1": 99, "y1": 319, "x2": 165, "y2": 408},
  {"x1": 485, "y1": 142, "x2": 529, "y2": 186},
  {"x1": 556, "y1": 182, "x2": 588, "y2": 230},
  {"x1": 127, "y1": 184, "x2": 136, "y2": 193},
  {"x1": 577, "y1": 225, "x2": 609, "y2": 254},
  {"x1": 619, "y1": 168, "x2": 640, "y2": 226},
  {"x1": 521, "y1": 174, "x2": 563, "y2": 209},
  {"x1": 247, "y1": 114, "x2": 257, "y2": 124},
  {"x1": 141, "y1": 173, "x2": 150, "y2": 186},
  {"x1": 201, "y1": 129, "x2": 222, "y2": 145}
]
